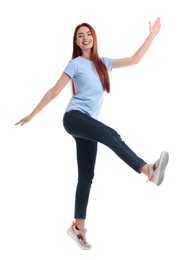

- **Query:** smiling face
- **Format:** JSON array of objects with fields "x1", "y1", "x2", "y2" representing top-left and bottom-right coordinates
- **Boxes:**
[{"x1": 75, "y1": 26, "x2": 93, "y2": 52}]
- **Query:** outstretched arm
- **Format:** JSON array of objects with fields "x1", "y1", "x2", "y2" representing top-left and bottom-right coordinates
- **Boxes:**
[
  {"x1": 15, "y1": 72, "x2": 71, "y2": 126},
  {"x1": 112, "y1": 17, "x2": 161, "y2": 69}
]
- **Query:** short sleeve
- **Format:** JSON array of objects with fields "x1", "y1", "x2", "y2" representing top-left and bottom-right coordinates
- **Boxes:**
[
  {"x1": 101, "y1": 57, "x2": 114, "y2": 71},
  {"x1": 63, "y1": 60, "x2": 76, "y2": 79}
]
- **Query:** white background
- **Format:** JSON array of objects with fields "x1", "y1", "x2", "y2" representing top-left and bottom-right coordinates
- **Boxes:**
[{"x1": 0, "y1": 0, "x2": 189, "y2": 259}]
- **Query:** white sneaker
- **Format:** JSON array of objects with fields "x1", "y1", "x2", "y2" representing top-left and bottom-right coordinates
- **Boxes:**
[
  {"x1": 67, "y1": 222, "x2": 91, "y2": 250},
  {"x1": 148, "y1": 151, "x2": 169, "y2": 185}
]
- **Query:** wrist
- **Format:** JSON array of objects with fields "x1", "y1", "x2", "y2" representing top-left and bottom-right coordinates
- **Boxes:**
[
  {"x1": 30, "y1": 112, "x2": 35, "y2": 118},
  {"x1": 149, "y1": 33, "x2": 156, "y2": 40}
]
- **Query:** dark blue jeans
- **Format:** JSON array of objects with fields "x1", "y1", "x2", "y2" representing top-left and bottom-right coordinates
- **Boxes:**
[{"x1": 63, "y1": 110, "x2": 146, "y2": 219}]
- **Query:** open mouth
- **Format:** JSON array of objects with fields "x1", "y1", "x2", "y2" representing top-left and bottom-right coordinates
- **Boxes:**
[{"x1": 82, "y1": 41, "x2": 91, "y2": 46}]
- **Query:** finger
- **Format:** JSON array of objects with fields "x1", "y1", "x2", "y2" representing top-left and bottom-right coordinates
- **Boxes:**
[
  {"x1": 156, "y1": 17, "x2": 161, "y2": 25},
  {"x1": 15, "y1": 121, "x2": 22, "y2": 125},
  {"x1": 15, "y1": 119, "x2": 26, "y2": 126},
  {"x1": 15, "y1": 118, "x2": 25, "y2": 125}
]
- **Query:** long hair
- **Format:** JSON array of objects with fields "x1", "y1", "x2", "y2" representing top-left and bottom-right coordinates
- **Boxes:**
[{"x1": 71, "y1": 22, "x2": 110, "y2": 95}]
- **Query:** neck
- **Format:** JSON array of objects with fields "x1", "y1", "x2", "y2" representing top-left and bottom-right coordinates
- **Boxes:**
[{"x1": 81, "y1": 50, "x2": 92, "y2": 60}]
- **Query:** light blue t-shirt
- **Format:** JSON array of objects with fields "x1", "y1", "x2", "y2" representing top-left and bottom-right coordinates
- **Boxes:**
[{"x1": 64, "y1": 56, "x2": 114, "y2": 119}]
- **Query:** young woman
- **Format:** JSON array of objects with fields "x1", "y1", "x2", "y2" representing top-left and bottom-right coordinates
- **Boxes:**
[{"x1": 15, "y1": 17, "x2": 169, "y2": 250}]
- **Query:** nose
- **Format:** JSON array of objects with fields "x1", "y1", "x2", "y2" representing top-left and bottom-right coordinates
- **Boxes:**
[{"x1": 83, "y1": 34, "x2": 88, "y2": 40}]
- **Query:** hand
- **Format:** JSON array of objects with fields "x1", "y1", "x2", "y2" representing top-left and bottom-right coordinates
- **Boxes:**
[
  {"x1": 149, "y1": 17, "x2": 161, "y2": 38},
  {"x1": 15, "y1": 114, "x2": 33, "y2": 126}
]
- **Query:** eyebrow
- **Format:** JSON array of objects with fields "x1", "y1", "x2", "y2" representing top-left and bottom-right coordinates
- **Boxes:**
[{"x1": 77, "y1": 30, "x2": 91, "y2": 36}]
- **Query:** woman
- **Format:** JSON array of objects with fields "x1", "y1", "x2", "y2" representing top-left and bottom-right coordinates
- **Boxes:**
[{"x1": 15, "y1": 17, "x2": 169, "y2": 250}]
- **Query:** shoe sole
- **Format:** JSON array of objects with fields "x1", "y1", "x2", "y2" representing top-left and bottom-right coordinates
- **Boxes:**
[
  {"x1": 67, "y1": 228, "x2": 91, "y2": 250},
  {"x1": 155, "y1": 151, "x2": 169, "y2": 185}
]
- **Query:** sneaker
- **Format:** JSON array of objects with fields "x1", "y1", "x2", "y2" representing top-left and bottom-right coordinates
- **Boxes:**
[
  {"x1": 148, "y1": 151, "x2": 169, "y2": 185},
  {"x1": 67, "y1": 222, "x2": 92, "y2": 250}
]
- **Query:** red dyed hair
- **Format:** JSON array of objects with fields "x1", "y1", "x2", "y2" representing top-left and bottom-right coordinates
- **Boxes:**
[{"x1": 71, "y1": 22, "x2": 110, "y2": 95}]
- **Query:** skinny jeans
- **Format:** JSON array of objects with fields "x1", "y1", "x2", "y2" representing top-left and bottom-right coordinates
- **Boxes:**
[{"x1": 63, "y1": 110, "x2": 146, "y2": 219}]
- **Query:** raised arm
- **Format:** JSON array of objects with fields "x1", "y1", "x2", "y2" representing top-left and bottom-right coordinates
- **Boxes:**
[
  {"x1": 112, "y1": 17, "x2": 161, "y2": 69},
  {"x1": 15, "y1": 72, "x2": 71, "y2": 126}
]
